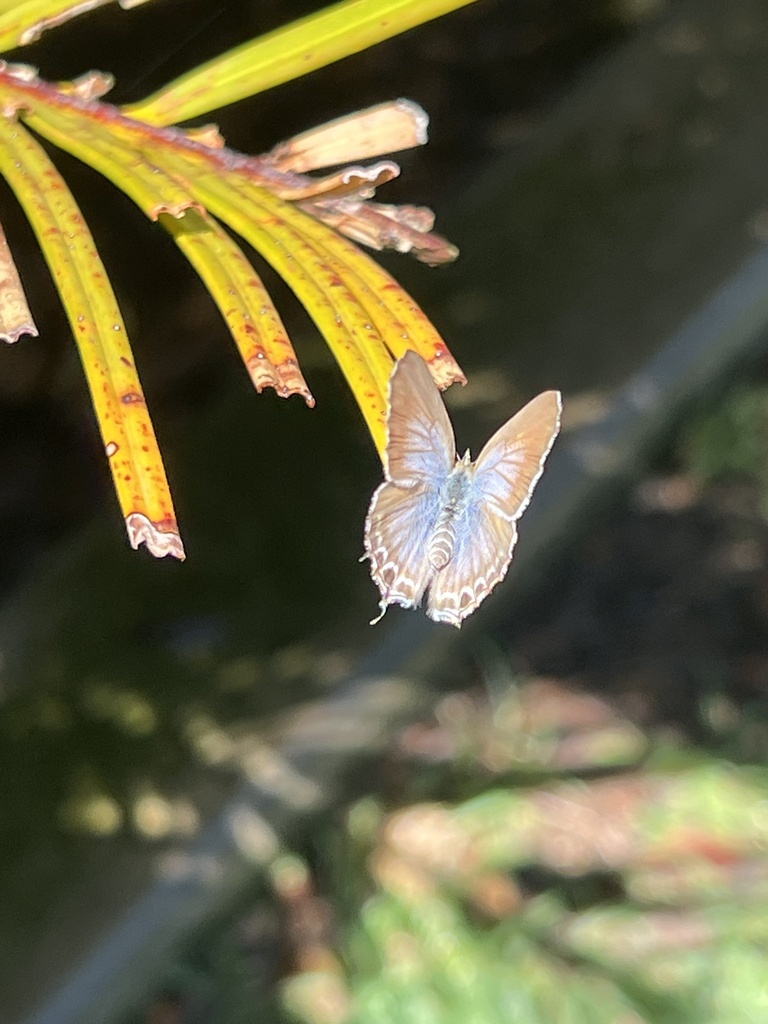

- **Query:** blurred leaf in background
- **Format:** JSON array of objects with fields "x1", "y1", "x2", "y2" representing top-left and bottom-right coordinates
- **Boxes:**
[{"x1": 144, "y1": 671, "x2": 768, "y2": 1024}]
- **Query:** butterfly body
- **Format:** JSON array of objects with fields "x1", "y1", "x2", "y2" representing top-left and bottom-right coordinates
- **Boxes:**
[
  {"x1": 364, "y1": 352, "x2": 561, "y2": 628},
  {"x1": 428, "y1": 452, "x2": 473, "y2": 570}
]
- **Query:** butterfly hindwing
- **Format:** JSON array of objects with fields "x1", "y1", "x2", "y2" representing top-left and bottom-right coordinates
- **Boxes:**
[
  {"x1": 365, "y1": 479, "x2": 441, "y2": 622},
  {"x1": 426, "y1": 493, "x2": 517, "y2": 626}
]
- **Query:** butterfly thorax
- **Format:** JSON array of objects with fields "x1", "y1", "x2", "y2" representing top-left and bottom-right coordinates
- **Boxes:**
[{"x1": 427, "y1": 452, "x2": 475, "y2": 571}]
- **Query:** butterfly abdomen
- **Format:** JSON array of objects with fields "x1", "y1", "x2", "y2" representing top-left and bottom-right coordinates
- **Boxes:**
[
  {"x1": 428, "y1": 519, "x2": 456, "y2": 570},
  {"x1": 427, "y1": 464, "x2": 473, "y2": 571}
]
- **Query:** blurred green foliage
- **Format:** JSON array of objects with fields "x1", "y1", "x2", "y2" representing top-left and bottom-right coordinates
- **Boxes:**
[
  {"x1": 134, "y1": 671, "x2": 768, "y2": 1024},
  {"x1": 682, "y1": 384, "x2": 768, "y2": 493}
]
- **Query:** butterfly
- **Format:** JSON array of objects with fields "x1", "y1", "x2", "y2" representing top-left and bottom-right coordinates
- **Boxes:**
[{"x1": 364, "y1": 351, "x2": 561, "y2": 627}]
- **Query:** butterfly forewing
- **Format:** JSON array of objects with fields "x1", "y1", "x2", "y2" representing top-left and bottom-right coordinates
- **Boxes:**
[
  {"x1": 473, "y1": 390, "x2": 562, "y2": 521},
  {"x1": 384, "y1": 350, "x2": 456, "y2": 485}
]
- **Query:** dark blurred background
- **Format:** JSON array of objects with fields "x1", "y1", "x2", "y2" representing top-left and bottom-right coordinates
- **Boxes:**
[{"x1": 4, "y1": 1, "x2": 768, "y2": 1022}]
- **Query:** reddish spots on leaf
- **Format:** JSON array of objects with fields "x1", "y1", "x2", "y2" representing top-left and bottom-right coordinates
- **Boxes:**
[
  {"x1": 121, "y1": 391, "x2": 145, "y2": 404},
  {"x1": 120, "y1": 356, "x2": 133, "y2": 367},
  {"x1": 142, "y1": 445, "x2": 149, "y2": 452},
  {"x1": 153, "y1": 515, "x2": 179, "y2": 532}
]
